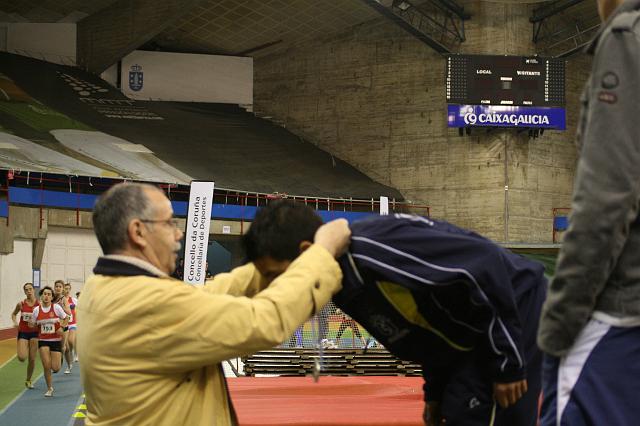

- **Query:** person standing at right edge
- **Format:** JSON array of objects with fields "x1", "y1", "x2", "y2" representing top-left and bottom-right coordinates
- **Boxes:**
[{"x1": 537, "y1": 1, "x2": 640, "y2": 425}]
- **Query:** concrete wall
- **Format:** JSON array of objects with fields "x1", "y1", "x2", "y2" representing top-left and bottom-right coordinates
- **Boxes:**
[
  {"x1": 0, "y1": 206, "x2": 244, "y2": 255},
  {"x1": 119, "y1": 50, "x2": 253, "y2": 104},
  {"x1": 3, "y1": 23, "x2": 76, "y2": 66},
  {"x1": 0, "y1": 205, "x2": 245, "y2": 329},
  {"x1": 41, "y1": 227, "x2": 102, "y2": 293},
  {"x1": 254, "y1": 1, "x2": 591, "y2": 242},
  {"x1": 0, "y1": 239, "x2": 33, "y2": 329},
  {"x1": 0, "y1": 25, "x2": 7, "y2": 52},
  {"x1": 0, "y1": 206, "x2": 245, "y2": 255},
  {"x1": 77, "y1": 0, "x2": 205, "y2": 74}
]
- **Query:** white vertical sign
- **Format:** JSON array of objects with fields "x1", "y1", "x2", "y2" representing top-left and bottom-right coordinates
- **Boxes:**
[
  {"x1": 183, "y1": 181, "x2": 215, "y2": 285},
  {"x1": 379, "y1": 196, "x2": 389, "y2": 215},
  {"x1": 32, "y1": 269, "x2": 41, "y2": 288}
]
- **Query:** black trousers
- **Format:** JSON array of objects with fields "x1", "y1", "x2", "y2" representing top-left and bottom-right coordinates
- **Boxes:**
[
  {"x1": 439, "y1": 349, "x2": 541, "y2": 426},
  {"x1": 440, "y1": 282, "x2": 545, "y2": 426}
]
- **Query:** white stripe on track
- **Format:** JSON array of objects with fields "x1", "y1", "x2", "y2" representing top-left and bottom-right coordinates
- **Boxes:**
[
  {"x1": 0, "y1": 373, "x2": 44, "y2": 417},
  {"x1": 66, "y1": 394, "x2": 87, "y2": 426},
  {"x1": 0, "y1": 354, "x2": 17, "y2": 369}
]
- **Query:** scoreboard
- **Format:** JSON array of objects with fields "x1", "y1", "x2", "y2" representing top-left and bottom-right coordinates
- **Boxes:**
[
  {"x1": 446, "y1": 54, "x2": 566, "y2": 130},
  {"x1": 446, "y1": 54, "x2": 565, "y2": 107}
]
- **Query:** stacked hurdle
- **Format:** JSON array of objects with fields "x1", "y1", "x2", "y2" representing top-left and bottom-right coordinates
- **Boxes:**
[{"x1": 242, "y1": 348, "x2": 422, "y2": 377}]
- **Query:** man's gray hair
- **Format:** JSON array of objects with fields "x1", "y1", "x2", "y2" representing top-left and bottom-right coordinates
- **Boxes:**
[{"x1": 92, "y1": 183, "x2": 162, "y2": 254}]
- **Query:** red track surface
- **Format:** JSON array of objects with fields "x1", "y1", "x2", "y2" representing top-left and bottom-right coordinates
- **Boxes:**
[
  {"x1": 0, "y1": 327, "x2": 15, "y2": 340},
  {"x1": 228, "y1": 376, "x2": 424, "y2": 426}
]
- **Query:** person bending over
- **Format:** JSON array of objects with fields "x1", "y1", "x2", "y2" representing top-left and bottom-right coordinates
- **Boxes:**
[{"x1": 243, "y1": 201, "x2": 547, "y2": 426}]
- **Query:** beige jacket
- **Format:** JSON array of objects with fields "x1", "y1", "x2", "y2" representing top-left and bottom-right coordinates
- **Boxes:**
[{"x1": 77, "y1": 245, "x2": 342, "y2": 425}]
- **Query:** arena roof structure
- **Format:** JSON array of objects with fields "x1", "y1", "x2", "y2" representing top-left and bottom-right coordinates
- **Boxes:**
[
  {"x1": 1, "y1": 1, "x2": 598, "y2": 68},
  {"x1": 0, "y1": 0, "x2": 597, "y2": 206}
]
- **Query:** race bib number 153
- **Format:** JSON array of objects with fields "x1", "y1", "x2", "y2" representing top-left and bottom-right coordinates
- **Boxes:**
[{"x1": 41, "y1": 323, "x2": 55, "y2": 334}]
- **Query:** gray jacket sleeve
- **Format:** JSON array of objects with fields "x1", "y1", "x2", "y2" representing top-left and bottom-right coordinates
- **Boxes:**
[{"x1": 538, "y1": 21, "x2": 640, "y2": 357}]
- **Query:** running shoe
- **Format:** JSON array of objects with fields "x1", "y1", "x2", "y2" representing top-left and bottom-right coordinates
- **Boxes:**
[
  {"x1": 44, "y1": 388, "x2": 54, "y2": 397},
  {"x1": 74, "y1": 354, "x2": 79, "y2": 362},
  {"x1": 64, "y1": 367, "x2": 71, "y2": 374},
  {"x1": 25, "y1": 380, "x2": 34, "y2": 389}
]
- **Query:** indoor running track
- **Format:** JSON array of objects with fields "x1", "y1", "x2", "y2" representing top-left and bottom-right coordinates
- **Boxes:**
[{"x1": 1, "y1": 338, "x2": 424, "y2": 425}]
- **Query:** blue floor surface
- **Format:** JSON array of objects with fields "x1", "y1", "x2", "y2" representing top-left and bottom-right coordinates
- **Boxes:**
[{"x1": 0, "y1": 366, "x2": 83, "y2": 426}]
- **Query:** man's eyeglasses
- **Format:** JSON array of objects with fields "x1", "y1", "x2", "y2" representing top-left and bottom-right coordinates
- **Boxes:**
[{"x1": 140, "y1": 218, "x2": 180, "y2": 229}]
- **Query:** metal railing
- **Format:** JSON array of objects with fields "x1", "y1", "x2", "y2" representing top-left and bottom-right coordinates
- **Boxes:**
[{"x1": 1, "y1": 169, "x2": 431, "y2": 227}]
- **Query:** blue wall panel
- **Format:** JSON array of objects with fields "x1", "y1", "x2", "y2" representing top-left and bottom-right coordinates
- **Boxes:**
[{"x1": 8, "y1": 187, "x2": 377, "y2": 223}]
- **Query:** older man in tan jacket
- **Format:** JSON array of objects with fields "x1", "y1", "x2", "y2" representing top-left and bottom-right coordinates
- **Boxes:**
[{"x1": 77, "y1": 183, "x2": 350, "y2": 426}]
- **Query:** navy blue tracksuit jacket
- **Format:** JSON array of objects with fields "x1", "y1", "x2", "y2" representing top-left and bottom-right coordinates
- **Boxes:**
[{"x1": 334, "y1": 214, "x2": 547, "y2": 425}]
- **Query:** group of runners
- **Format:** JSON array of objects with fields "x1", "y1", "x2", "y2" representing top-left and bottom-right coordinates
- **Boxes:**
[{"x1": 11, "y1": 280, "x2": 79, "y2": 397}]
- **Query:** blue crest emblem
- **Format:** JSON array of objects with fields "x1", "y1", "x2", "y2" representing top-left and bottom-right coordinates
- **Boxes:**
[{"x1": 129, "y1": 64, "x2": 143, "y2": 91}]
